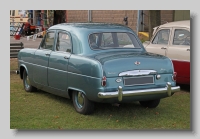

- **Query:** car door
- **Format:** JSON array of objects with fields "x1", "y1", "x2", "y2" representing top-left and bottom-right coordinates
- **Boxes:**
[
  {"x1": 145, "y1": 28, "x2": 171, "y2": 56},
  {"x1": 166, "y1": 27, "x2": 190, "y2": 82},
  {"x1": 166, "y1": 28, "x2": 190, "y2": 61},
  {"x1": 48, "y1": 30, "x2": 72, "y2": 91},
  {"x1": 33, "y1": 31, "x2": 55, "y2": 86}
]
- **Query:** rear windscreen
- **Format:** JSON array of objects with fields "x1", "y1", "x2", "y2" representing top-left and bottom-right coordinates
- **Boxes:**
[{"x1": 88, "y1": 32, "x2": 141, "y2": 50}]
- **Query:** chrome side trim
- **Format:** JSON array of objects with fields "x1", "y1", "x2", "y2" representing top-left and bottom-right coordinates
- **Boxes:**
[
  {"x1": 119, "y1": 70, "x2": 157, "y2": 76},
  {"x1": 68, "y1": 71, "x2": 101, "y2": 79},
  {"x1": 98, "y1": 82, "x2": 180, "y2": 101},
  {"x1": 19, "y1": 60, "x2": 101, "y2": 79},
  {"x1": 48, "y1": 67, "x2": 67, "y2": 73}
]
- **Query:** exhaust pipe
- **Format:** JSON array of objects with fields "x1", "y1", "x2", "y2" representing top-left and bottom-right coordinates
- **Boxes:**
[{"x1": 16, "y1": 70, "x2": 19, "y2": 74}]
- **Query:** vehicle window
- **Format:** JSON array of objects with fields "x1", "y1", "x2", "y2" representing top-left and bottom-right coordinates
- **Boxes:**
[
  {"x1": 56, "y1": 32, "x2": 72, "y2": 53},
  {"x1": 100, "y1": 33, "x2": 114, "y2": 47},
  {"x1": 152, "y1": 29, "x2": 170, "y2": 45},
  {"x1": 173, "y1": 29, "x2": 190, "y2": 45},
  {"x1": 117, "y1": 33, "x2": 134, "y2": 48},
  {"x1": 40, "y1": 32, "x2": 55, "y2": 50},
  {"x1": 89, "y1": 32, "x2": 139, "y2": 49}
]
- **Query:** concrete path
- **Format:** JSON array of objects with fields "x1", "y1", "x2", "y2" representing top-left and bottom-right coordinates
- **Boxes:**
[{"x1": 10, "y1": 36, "x2": 43, "y2": 48}]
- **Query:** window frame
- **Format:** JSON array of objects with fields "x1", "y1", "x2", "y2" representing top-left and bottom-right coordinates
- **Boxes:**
[
  {"x1": 172, "y1": 28, "x2": 190, "y2": 46},
  {"x1": 88, "y1": 32, "x2": 142, "y2": 50},
  {"x1": 151, "y1": 29, "x2": 170, "y2": 45},
  {"x1": 39, "y1": 30, "x2": 56, "y2": 50},
  {"x1": 55, "y1": 30, "x2": 73, "y2": 54},
  {"x1": 54, "y1": 30, "x2": 73, "y2": 53}
]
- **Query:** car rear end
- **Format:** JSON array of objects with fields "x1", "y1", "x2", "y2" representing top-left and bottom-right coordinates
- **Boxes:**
[{"x1": 95, "y1": 51, "x2": 180, "y2": 103}]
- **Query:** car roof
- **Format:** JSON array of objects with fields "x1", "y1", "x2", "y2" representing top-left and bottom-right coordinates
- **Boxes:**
[
  {"x1": 159, "y1": 20, "x2": 190, "y2": 28},
  {"x1": 49, "y1": 22, "x2": 133, "y2": 31}
]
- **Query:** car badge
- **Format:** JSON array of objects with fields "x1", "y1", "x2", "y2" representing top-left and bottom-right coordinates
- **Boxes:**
[
  {"x1": 134, "y1": 61, "x2": 140, "y2": 66},
  {"x1": 116, "y1": 78, "x2": 122, "y2": 83},
  {"x1": 108, "y1": 72, "x2": 116, "y2": 75}
]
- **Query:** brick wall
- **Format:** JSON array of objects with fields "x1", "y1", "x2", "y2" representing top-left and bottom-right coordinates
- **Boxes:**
[
  {"x1": 66, "y1": 10, "x2": 138, "y2": 33},
  {"x1": 160, "y1": 10, "x2": 174, "y2": 24},
  {"x1": 67, "y1": 10, "x2": 88, "y2": 23}
]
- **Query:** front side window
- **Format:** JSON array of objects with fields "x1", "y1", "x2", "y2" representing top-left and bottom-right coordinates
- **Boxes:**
[
  {"x1": 89, "y1": 32, "x2": 140, "y2": 49},
  {"x1": 173, "y1": 29, "x2": 190, "y2": 45},
  {"x1": 40, "y1": 32, "x2": 55, "y2": 50},
  {"x1": 56, "y1": 32, "x2": 72, "y2": 53},
  {"x1": 152, "y1": 29, "x2": 170, "y2": 45}
]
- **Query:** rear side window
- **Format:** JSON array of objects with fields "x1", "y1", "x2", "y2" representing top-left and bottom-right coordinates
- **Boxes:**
[
  {"x1": 173, "y1": 29, "x2": 190, "y2": 45},
  {"x1": 56, "y1": 32, "x2": 72, "y2": 53},
  {"x1": 117, "y1": 33, "x2": 133, "y2": 47},
  {"x1": 100, "y1": 33, "x2": 114, "y2": 47},
  {"x1": 89, "y1": 32, "x2": 140, "y2": 49},
  {"x1": 152, "y1": 29, "x2": 170, "y2": 45},
  {"x1": 40, "y1": 32, "x2": 55, "y2": 50}
]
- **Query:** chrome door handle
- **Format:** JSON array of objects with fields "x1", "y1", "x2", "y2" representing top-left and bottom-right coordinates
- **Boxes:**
[
  {"x1": 64, "y1": 56, "x2": 69, "y2": 59},
  {"x1": 161, "y1": 47, "x2": 166, "y2": 49},
  {"x1": 187, "y1": 49, "x2": 190, "y2": 51},
  {"x1": 45, "y1": 53, "x2": 50, "y2": 56}
]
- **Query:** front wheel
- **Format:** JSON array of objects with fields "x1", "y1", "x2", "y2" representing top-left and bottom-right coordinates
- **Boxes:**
[
  {"x1": 139, "y1": 99, "x2": 160, "y2": 108},
  {"x1": 23, "y1": 70, "x2": 37, "y2": 92},
  {"x1": 72, "y1": 91, "x2": 94, "y2": 115}
]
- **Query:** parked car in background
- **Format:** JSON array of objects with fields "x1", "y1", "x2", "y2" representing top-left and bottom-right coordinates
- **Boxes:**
[
  {"x1": 16, "y1": 23, "x2": 180, "y2": 115},
  {"x1": 143, "y1": 20, "x2": 190, "y2": 85}
]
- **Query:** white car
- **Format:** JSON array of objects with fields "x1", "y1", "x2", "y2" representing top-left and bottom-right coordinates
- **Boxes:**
[{"x1": 143, "y1": 20, "x2": 190, "y2": 85}]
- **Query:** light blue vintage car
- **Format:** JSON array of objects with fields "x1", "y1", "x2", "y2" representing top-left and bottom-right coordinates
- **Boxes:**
[{"x1": 16, "y1": 23, "x2": 180, "y2": 115}]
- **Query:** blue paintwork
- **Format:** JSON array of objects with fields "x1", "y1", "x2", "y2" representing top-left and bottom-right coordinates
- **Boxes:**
[{"x1": 17, "y1": 23, "x2": 178, "y2": 103}]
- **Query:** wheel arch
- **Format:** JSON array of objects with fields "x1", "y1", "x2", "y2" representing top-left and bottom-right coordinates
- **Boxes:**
[
  {"x1": 20, "y1": 64, "x2": 28, "y2": 79},
  {"x1": 67, "y1": 87, "x2": 86, "y2": 99}
]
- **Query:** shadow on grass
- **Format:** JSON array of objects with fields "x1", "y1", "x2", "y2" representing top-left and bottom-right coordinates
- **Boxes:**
[
  {"x1": 34, "y1": 90, "x2": 73, "y2": 106},
  {"x1": 177, "y1": 83, "x2": 190, "y2": 92},
  {"x1": 32, "y1": 89, "x2": 147, "y2": 116}
]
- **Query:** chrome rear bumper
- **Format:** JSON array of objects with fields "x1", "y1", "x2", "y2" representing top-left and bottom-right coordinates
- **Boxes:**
[{"x1": 98, "y1": 82, "x2": 180, "y2": 101}]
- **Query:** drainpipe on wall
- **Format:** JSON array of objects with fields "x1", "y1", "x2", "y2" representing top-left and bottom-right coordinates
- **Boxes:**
[
  {"x1": 88, "y1": 10, "x2": 91, "y2": 22},
  {"x1": 65, "y1": 10, "x2": 67, "y2": 23},
  {"x1": 142, "y1": 10, "x2": 144, "y2": 32},
  {"x1": 136, "y1": 10, "x2": 140, "y2": 35}
]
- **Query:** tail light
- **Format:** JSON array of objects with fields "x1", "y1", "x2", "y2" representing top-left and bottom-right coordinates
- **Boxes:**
[
  {"x1": 172, "y1": 72, "x2": 177, "y2": 81},
  {"x1": 101, "y1": 76, "x2": 107, "y2": 87}
]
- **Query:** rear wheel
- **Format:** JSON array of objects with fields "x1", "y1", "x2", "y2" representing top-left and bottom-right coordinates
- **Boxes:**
[
  {"x1": 23, "y1": 70, "x2": 37, "y2": 92},
  {"x1": 139, "y1": 99, "x2": 160, "y2": 108},
  {"x1": 72, "y1": 91, "x2": 94, "y2": 115}
]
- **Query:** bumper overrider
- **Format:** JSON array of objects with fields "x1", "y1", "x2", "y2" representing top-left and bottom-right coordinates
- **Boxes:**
[{"x1": 98, "y1": 82, "x2": 180, "y2": 101}]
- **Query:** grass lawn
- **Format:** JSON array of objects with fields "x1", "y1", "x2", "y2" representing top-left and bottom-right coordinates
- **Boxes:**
[{"x1": 10, "y1": 58, "x2": 190, "y2": 130}]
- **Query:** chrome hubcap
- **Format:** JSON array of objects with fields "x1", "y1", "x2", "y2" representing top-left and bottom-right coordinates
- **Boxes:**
[
  {"x1": 25, "y1": 75, "x2": 30, "y2": 88},
  {"x1": 76, "y1": 92, "x2": 84, "y2": 108}
]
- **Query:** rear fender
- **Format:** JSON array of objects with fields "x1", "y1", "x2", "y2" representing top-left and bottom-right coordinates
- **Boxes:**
[{"x1": 67, "y1": 87, "x2": 86, "y2": 97}]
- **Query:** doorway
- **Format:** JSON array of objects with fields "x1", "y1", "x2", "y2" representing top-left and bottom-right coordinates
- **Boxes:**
[{"x1": 53, "y1": 10, "x2": 66, "y2": 25}]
